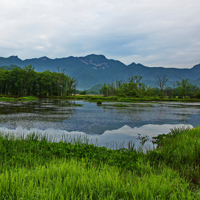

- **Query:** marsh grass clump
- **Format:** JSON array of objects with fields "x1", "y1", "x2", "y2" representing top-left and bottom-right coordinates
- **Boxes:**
[
  {"x1": 152, "y1": 126, "x2": 191, "y2": 148},
  {"x1": 96, "y1": 99, "x2": 102, "y2": 105},
  {"x1": 151, "y1": 126, "x2": 200, "y2": 189},
  {"x1": 20, "y1": 96, "x2": 39, "y2": 101}
]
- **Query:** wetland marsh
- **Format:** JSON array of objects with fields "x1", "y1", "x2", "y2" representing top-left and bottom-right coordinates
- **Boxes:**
[{"x1": 1, "y1": 99, "x2": 200, "y2": 199}]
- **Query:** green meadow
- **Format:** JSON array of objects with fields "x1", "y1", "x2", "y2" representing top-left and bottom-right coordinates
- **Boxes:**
[{"x1": 0, "y1": 126, "x2": 200, "y2": 199}]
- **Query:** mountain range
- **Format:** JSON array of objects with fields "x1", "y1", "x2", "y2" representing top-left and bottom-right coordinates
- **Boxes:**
[{"x1": 0, "y1": 54, "x2": 200, "y2": 90}]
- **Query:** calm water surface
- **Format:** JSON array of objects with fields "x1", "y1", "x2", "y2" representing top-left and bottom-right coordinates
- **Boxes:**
[{"x1": 0, "y1": 99, "x2": 199, "y2": 149}]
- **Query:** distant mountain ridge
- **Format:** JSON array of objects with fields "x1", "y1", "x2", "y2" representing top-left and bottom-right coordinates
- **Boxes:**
[{"x1": 0, "y1": 54, "x2": 200, "y2": 89}]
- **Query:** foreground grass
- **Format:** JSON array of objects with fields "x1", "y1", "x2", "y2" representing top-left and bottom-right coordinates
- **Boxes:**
[
  {"x1": 0, "y1": 158, "x2": 194, "y2": 200},
  {"x1": 152, "y1": 126, "x2": 200, "y2": 189},
  {"x1": 0, "y1": 127, "x2": 200, "y2": 199}
]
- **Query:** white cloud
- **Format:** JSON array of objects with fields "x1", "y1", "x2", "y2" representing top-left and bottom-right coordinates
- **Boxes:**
[{"x1": 0, "y1": 0, "x2": 200, "y2": 68}]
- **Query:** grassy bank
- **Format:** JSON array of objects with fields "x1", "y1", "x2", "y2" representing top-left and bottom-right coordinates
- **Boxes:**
[
  {"x1": 65, "y1": 95, "x2": 200, "y2": 103},
  {"x1": 0, "y1": 96, "x2": 38, "y2": 101},
  {"x1": 1, "y1": 95, "x2": 199, "y2": 103},
  {"x1": 0, "y1": 127, "x2": 200, "y2": 199}
]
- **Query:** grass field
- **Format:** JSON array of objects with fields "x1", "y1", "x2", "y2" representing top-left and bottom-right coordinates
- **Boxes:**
[{"x1": 0, "y1": 127, "x2": 200, "y2": 199}]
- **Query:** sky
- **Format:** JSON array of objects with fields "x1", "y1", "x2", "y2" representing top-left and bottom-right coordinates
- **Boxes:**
[{"x1": 0, "y1": 0, "x2": 200, "y2": 68}]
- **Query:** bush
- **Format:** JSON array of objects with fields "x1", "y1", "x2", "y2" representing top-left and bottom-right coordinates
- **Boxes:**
[
  {"x1": 97, "y1": 99, "x2": 102, "y2": 105},
  {"x1": 79, "y1": 90, "x2": 87, "y2": 95},
  {"x1": 195, "y1": 91, "x2": 200, "y2": 99}
]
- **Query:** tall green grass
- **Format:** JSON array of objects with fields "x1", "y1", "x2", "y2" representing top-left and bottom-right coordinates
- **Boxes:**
[
  {"x1": 0, "y1": 127, "x2": 200, "y2": 199},
  {"x1": 0, "y1": 158, "x2": 196, "y2": 200},
  {"x1": 151, "y1": 126, "x2": 200, "y2": 189},
  {"x1": 0, "y1": 133, "x2": 141, "y2": 172}
]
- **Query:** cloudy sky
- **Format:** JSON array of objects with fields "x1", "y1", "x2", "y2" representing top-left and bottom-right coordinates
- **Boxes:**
[{"x1": 0, "y1": 0, "x2": 199, "y2": 68}]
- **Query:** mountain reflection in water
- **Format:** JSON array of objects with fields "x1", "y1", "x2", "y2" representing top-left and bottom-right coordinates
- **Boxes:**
[{"x1": 0, "y1": 99, "x2": 199, "y2": 149}]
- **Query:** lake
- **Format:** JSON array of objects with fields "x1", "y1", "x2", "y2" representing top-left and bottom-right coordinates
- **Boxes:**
[{"x1": 0, "y1": 99, "x2": 199, "y2": 149}]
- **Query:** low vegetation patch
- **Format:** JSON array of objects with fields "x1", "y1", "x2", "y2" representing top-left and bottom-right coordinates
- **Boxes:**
[
  {"x1": 19, "y1": 96, "x2": 39, "y2": 101},
  {"x1": 0, "y1": 96, "x2": 16, "y2": 101},
  {"x1": 0, "y1": 96, "x2": 38, "y2": 101}
]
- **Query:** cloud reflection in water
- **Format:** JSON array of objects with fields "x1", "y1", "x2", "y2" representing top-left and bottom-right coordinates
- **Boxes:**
[{"x1": 0, "y1": 123, "x2": 193, "y2": 150}]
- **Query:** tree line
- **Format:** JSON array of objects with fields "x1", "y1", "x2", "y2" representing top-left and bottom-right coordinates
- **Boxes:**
[
  {"x1": 0, "y1": 65, "x2": 77, "y2": 97},
  {"x1": 99, "y1": 75, "x2": 200, "y2": 98}
]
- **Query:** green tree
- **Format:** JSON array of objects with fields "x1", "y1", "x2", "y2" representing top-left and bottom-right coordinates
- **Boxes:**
[
  {"x1": 38, "y1": 71, "x2": 53, "y2": 97},
  {"x1": 66, "y1": 77, "x2": 78, "y2": 96},
  {"x1": 145, "y1": 86, "x2": 155, "y2": 97},
  {"x1": 176, "y1": 76, "x2": 191, "y2": 98},
  {"x1": 22, "y1": 65, "x2": 36, "y2": 96},
  {"x1": 154, "y1": 74, "x2": 170, "y2": 97},
  {"x1": 0, "y1": 69, "x2": 6, "y2": 94},
  {"x1": 99, "y1": 83, "x2": 110, "y2": 97}
]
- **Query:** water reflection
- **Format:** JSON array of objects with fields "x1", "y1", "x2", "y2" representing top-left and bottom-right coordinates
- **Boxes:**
[
  {"x1": 0, "y1": 100, "x2": 77, "y2": 129},
  {"x1": 0, "y1": 99, "x2": 199, "y2": 149},
  {"x1": 0, "y1": 124, "x2": 193, "y2": 150},
  {"x1": 101, "y1": 101, "x2": 200, "y2": 128},
  {"x1": 0, "y1": 100, "x2": 77, "y2": 114}
]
